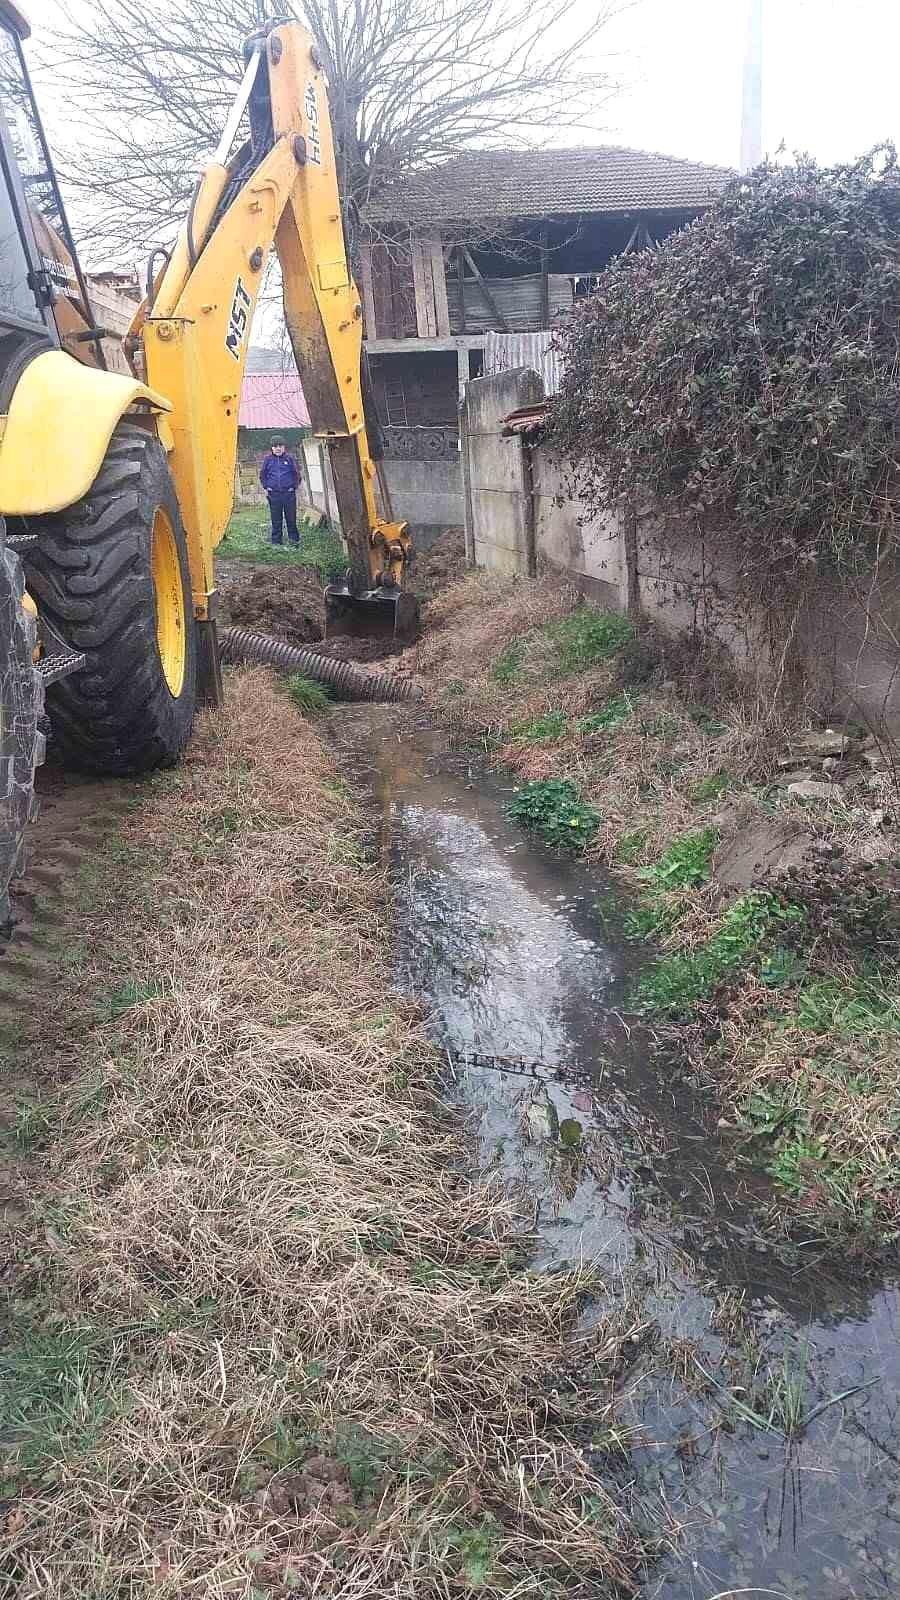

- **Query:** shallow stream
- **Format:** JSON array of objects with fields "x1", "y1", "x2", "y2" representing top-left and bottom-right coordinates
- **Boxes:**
[{"x1": 340, "y1": 706, "x2": 900, "y2": 1600}]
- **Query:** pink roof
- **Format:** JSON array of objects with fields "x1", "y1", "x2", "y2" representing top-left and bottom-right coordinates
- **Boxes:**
[{"x1": 239, "y1": 373, "x2": 311, "y2": 430}]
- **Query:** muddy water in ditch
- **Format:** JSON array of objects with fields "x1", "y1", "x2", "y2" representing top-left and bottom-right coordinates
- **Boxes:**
[{"x1": 341, "y1": 707, "x2": 900, "y2": 1599}]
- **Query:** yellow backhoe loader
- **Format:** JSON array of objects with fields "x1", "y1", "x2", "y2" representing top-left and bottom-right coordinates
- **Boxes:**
[{"x1": 0, "y1": 3, "x2": 417, "y2": 929}]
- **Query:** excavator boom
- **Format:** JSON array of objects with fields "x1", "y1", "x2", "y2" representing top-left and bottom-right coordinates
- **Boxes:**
[{"x1": 134, "y1": 19, "x2": 417, "y2": 668}]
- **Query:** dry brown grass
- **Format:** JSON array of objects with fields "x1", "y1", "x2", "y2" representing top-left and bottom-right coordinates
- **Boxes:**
[{"x1": 0, "y1": 669, "x2": 650, "y2": 1598}]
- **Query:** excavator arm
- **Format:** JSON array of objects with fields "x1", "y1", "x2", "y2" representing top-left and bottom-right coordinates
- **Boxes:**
[{"x1": 132, "y1": 18, "x2": 416, "y2": 661}]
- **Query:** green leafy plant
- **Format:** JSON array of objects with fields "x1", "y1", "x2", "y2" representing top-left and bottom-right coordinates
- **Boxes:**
[
  {"x1": 444, "y1": 1518, "x2": 502, "y2": 1587},
  {"x1": 510, "y1": 710, "x2": 568, "y2": 743},
  {"x1": 642, "y1": 827, "x2": 719, "y2": 891},
  {"x1": 546, "y1": 609, "x2": 634, "y2": 672},
  {"x1": 491, "y1": 640, "x2": 525, "y2": 684},
  {"x1": 622, "y1": 899, "x2": 681, "y2": 942},
  {"x1": 507, "y1": 779, "x2": 600, "y2": 852},
  {"x1": 759, "y1": 945, "x2": 805, "y2": 988},
  {"x1": 287, "y1": 674, "x2": 332, "y2": 715}
]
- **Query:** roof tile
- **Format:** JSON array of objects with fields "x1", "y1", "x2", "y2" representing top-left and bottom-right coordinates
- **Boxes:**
[{"x1": 365, "y1": 145, "x2": 733, "y2": 224}]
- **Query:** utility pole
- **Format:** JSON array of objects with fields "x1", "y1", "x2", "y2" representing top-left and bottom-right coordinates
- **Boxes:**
[{"x1": 741, "y1": 0, "x2": 763, "y2": 172}]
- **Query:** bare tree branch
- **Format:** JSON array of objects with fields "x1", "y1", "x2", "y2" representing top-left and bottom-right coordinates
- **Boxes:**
[{"x1": 39, "y1": 0, "x2": 622, "y2": 265}]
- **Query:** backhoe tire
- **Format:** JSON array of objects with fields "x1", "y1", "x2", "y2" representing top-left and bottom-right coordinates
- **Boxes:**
[
  {"x1": 25, "y1": 423, "x2": 197, "y2": 776},
  {"x1": 0, "y1": 519, "x2": 44, "y2": 935}
]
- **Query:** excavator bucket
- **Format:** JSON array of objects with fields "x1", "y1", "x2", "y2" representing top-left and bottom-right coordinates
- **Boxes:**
[{"x1": 324, "y1": 582, "x2": 421, "y2": 644}]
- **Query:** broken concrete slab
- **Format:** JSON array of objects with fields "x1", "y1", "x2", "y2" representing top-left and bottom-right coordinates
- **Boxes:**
[
  {"x1": 786, "y1": 779, "x2": 843, "y2": 802},
  {"x1": 793, "y1": 731, "x2": 854, "y2": 757}
]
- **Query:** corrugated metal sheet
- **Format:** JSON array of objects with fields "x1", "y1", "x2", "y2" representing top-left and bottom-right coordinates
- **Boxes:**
[
  {"x1": 239, "y1": 373, "x2": 310, "y2": 430},
  {"x1": 484, "y1": 331, "x2": 562, "y2": 396},
  {"x1": 447, "y1": 272, "x2": 572, "y2": 335}
]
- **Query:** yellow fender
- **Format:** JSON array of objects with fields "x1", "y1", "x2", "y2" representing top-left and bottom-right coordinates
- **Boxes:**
[{"x1": 0, "y1": 350, "x2": 172, "y2": 517}]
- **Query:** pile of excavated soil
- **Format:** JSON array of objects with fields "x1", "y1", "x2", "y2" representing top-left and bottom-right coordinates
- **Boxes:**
[
  {"x1": 221, "y1": 563, "x2": 325, "y2": 646},
  {"x1": 216, "y1": 529, "x2": 467, "y2": 667},
  {"x1": 410, "y1": 527, "x2": 466, "y2": 603}
]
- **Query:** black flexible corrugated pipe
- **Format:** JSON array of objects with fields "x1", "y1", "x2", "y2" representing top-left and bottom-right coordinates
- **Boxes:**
[{"x1": 219, "y1": 626, "x2": 421, "y2": 703}]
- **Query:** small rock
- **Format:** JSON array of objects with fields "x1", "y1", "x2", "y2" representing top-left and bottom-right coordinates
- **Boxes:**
[{"x1": 786, "y1": 779, "x2": 842, "y2": 802}]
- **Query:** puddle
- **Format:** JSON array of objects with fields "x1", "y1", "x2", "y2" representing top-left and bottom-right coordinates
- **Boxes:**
[{"x1": 337, "y1": 707, "x2": 900, "y2": 1600}]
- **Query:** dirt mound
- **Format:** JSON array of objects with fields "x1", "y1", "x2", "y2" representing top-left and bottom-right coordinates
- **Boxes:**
[
  {"x1": 411, "y1": 527, "x2": 466, "y2": 603},
  {"x1": 225, "y1": 564, "x2": 325, "y2": 646}
]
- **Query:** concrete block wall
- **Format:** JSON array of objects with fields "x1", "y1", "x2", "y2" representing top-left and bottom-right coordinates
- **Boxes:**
[
  {"x1": 382, "y1": 458, "x2": 463, "y2": 539},
  {"x1": 461, "y1": 369, "x2": 545, "y2": 576},
  {"x1": 531, "y1": 447, "x2": 622, "y2": 607}
]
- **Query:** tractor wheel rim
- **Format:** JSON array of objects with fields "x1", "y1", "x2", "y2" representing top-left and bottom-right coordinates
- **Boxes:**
[{"x1": 151, "y1": 508, "x2": 187, "y2": 697}]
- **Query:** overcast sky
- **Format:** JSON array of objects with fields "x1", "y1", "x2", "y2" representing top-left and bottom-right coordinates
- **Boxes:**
[
  {"x1": 28, "y1": 0, "x2": 900, "y2": 176},
  {"x1": 600, "y1": 0, "x2": 899, "y2": 169}
]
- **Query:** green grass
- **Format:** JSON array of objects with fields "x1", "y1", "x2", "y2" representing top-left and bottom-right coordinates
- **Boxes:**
[
  {"x1": 0, "y1": 1322, "x2": 127, "y2": 1471},
  {"x1": 96, "y1": 978, "x2": 166, "y2": 1022},
  {"x1": 507, "y1": 779, "x2": 600, "y2": 853},
  {"x1": 631, "y1": 892, "x2": 801, "y2": 1016},
  {"x1": 491, "y1": 640, "x2": 525, "y2": 685},
  {"x1": 690, "y1": 772, "x2": 731, "y2": 804},
  {"x1": 614, "y1": 828, "x2": 648, "y2": 865},
  {"x1": 792, "y1": 971, "x2": 900, "y2": 1039},
  {"x1": 577, "y1": 694, "x2": 635, "y2": 735},
  {"x1": 219, "y1": 507, "x2": 346, "y2": 579},
  {"x1": 287, "y1": 674, "x2": 333, "y2": 715},
  {"x1": 546, "y1": 610, "x2": 634, "y2": 673},
  {"x1": 510, "y1": 710, "x2": 569, "y2": 744}
]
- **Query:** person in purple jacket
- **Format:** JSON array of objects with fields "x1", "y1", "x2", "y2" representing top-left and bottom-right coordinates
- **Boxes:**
[{"x1": 259, "y1": 435, "x2": 301, "y2": 545}]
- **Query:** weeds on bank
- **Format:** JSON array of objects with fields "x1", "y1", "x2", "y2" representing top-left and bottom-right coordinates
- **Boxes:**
[
  {"x1": 286, "y1": 672, "x2": 332, "y2": 714},
  {"x1": 631, "y1": 893, "x2": 799, "y2": 1016},
  {"x1": 507, "y1": 779, "x2": 601, "y2": 852},
  {"x1": 547, "y1": 610, "x2": 634, "y2": 672},
  {"x1": 419, "y1": 576, "x2": 900, "y2": 1240}
]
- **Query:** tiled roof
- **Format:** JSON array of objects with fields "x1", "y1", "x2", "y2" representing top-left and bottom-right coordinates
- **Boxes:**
[
  {"x1": 239, "y1": 373, "x2": 310, "y2": 430},
  {"x1": 366, "y1": 145, "x2": 733, "y2": 224}
]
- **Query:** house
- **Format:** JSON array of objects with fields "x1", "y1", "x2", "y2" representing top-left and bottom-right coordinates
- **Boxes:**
[
  {"x1": 84, "y1": 270, "x2": 141, "y2": 375},
  {"x1": 360, "y1": 145, "x2": 733, "y2": 532}
]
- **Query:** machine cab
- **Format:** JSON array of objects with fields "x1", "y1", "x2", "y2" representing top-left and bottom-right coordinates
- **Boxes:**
[{"x1": 0, "y1": 0, "x2": 104, "y2": 402}]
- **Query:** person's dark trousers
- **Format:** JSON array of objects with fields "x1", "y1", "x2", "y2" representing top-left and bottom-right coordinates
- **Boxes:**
[{"x1": 268, "y1": 491, "x2": 299, "y2": 545}]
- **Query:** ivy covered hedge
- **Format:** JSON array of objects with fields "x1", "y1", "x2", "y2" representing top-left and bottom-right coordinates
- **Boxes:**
[{"x1": 551, "y1": 150, "x2": 900, "y2": 580}]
